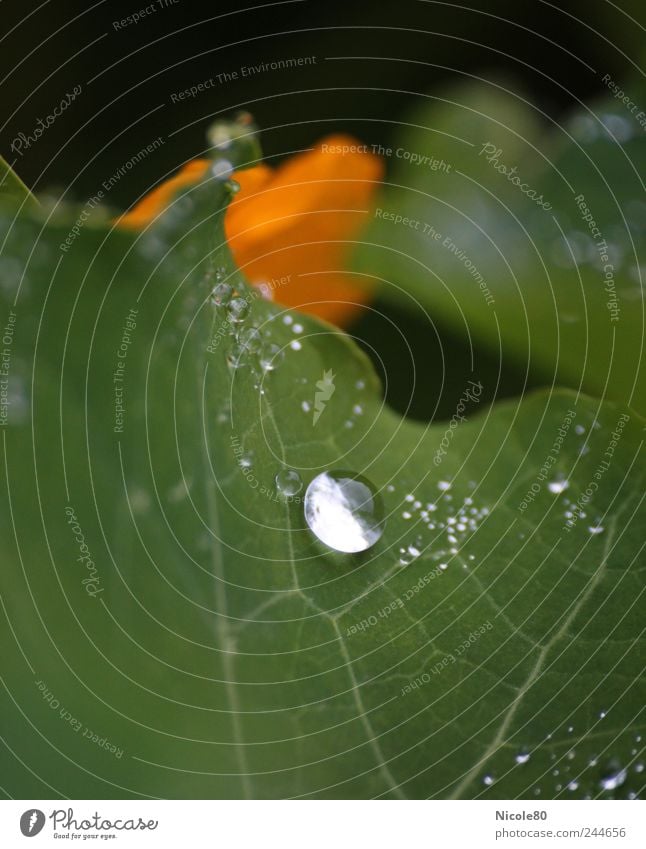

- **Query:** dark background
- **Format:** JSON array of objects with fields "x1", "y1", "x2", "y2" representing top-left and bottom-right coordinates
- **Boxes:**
[
  {"x1": 3, "y1": 0, "x2": 644, "y2": 204},
  {"x1": 2, "y1": 0, "x2": 644, "y2": 418}
]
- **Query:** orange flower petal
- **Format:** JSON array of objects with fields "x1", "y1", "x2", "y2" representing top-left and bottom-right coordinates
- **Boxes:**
[
  {"x1": 117, "y1": 134, "x2": 383, "y2": 326},
  {"x1": 118, "y1": 159, "x2": 209, "y2": 230},
  {"x1": 225, "y1": 135, "x2": 383, "y2": 325}
]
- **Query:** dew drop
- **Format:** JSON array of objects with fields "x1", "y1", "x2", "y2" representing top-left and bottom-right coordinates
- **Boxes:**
[
  {"x1": 304, "y1": 471, "x2": 385, "y2": 553},
  {"x1": 211, "y1": 159, "x2": 234, "y2": 180},
  {"x1": 399, "y1": 544, "x2": 421, "y2": 566},
  {"x1": 227, "y1": 342, "x2": 247, "y2": 369},
  {"x1": 275, "y1": 469, "x2": 303, "y2": 497},
  {"x1": 239, "y1": 452, "x2": 254, "y2": 469},
  {"x1": 588, "y1": 525, "x2": 604, "y2": 535},
  {"x1": 567, "y1": 780, "x2": 579, "y2": 791},
  {"x1": 437, "y1": 481, "x2": 451, "y2": 492},
  {"x1": 211, "y1": 287, "x2": 229, "y2": 307},
  {"x1": 482, "y1": 774, "x2": 495, "y2": 786},
  {"x1": 600, "y1": 766, "x2": 627, "y2": 791},
  {"x1": 238, "y1": 326, "x2": 262, "y2": 353},
  {"x1": 515, "y1": 751, "x2": 531, "y2": 765},
  {"x1": 227, "y1": 297, "x2": 250, "y2": 323},
  {"x1": 259, "y1": 343, "x2": 284, "y2": 372},
  {"x1": 548, "y1": 479, "x2": 569, "y2": 494}
]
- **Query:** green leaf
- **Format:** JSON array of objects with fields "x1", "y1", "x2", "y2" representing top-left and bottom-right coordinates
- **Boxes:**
[
  {"x1": 1, "y1": 127, "x2": 644, "y2": 800},
  {"x1": 0, "y1": 155, "x2": 38, "y2": 211},
  {"x1": 354, "y1": 80, "x2": 646, "y2": 415}
]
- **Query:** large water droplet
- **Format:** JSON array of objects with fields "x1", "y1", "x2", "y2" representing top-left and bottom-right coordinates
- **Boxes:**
[
  {"x1": 275, "y1": 469, "x2": 303, "y2": 497},
  {"x1": 304, "y1": 471, "x2": 385, "y2": 553}
]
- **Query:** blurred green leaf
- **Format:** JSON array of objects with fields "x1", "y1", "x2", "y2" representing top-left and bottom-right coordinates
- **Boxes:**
[
  {"x1": 354, "y1": 80, "x2": 646, "y2": 415},
  {"x1": 0, "y1": 155, "x2": 38, "y2": 211},
  {"x1": 0, "y1": 129, "x2": 644, "y2": 800}
]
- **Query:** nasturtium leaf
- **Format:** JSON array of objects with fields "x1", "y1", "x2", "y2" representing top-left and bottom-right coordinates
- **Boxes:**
[
  {"x1": 0, "y1": 126, "x2": 643, "y2": 800},
  {"x1": 0, "y1": 155, "x2": 38, "y2": 211},
  {"x1": 354, "y1": 79, "x2": 646, "y2": 415}
]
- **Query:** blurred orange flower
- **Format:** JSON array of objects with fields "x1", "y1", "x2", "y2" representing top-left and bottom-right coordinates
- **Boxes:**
[{"x1": 119, "y1": 135, "x2": 383, "y2": 326}]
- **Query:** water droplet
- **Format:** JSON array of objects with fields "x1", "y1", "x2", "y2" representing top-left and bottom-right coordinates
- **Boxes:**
[
  {"x1": 515, "y1": 751, "x2": 531, "y2": 765},
  {"x1": 588, "y1": 525, "x2": 604, "y2": 535},
  {"x1": 259, "y1": 343, "x2": 284, "y2": 372},
  {"x1": 301, "y1": 400, "x2": 311, "y2": 413},
  {"x1": 634, "y1": 763, "x2": 644, "y2": 773},
  {"x1": 398, "y1": 544, "x2": 421, "y2": 565},
  {"x1": 227, "y1": 179, "x2": 241, "y2": 195},
  {"x1": 482, "y1": 774, "x2": 495, "y2": 786},
  {"x1": 212, "y1": 159, "x2": 234, "y2": 180},
  {"x1": 227, "y1": 342, "x2": 247, "y2": 369},
  {"x1": 600, "y1": 765, "x2": 627, "y2": 791},
  {"x1": 275, "y1": 469, "x2": 303, "y2": 497},
  {"x1": 353, "y1": 404, "x2": 363, "y2": 416},
  {"x1": 289, "y1": 340, "x2": 302, "y2": 351},
  {"x1": 437, "y1": 481, "x2": 451, "y2": 492},
  {"x1": 292, "y1": 322, "x2": 303, "y2": 334},
  {"x1": 282, "y1": 315, "x2": 293, "y2": 326},
  {"x1": 548, "y1": 479, "x2": 569, "y2": 494},
  {"x1": 239, "y1": 452, "x2": 254, "y2": 469},
  {"x1": 238, "y1": 326, "x2": 262, "y2": 353},
  {"x1": 227, "y1": 297, "x2": 250, "y2": 323},
  {"x1": 599, "y1": 710, "x2": 607, "y2": 719},
  {"x1": 304, "y1": 471, "x2": 385, "y2": 553}
]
